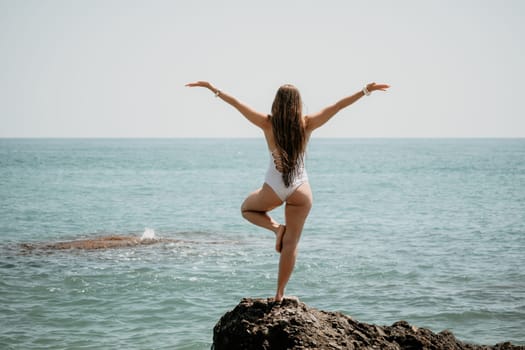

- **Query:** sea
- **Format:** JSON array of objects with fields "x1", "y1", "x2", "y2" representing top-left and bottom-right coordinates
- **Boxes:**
[{"x1": 0, "y1": 138, "x2": 524, "y2": 349}]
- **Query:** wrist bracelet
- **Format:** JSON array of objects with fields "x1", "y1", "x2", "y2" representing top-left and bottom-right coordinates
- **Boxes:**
[
  {"x1": 214, "y1": 89, "x2": 221, "y2": 98},
  {"x1": 362, "y1": 86, "x2": 371, "y2": 96}
]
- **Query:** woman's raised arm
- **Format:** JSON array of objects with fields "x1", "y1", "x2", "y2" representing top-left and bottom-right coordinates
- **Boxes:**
[
  {"x1": 185, "y1": 81, "x2": 269, "y2": 129},
  {"x1": 305, "y1": 82, "x2": 390, "y2": 132}
]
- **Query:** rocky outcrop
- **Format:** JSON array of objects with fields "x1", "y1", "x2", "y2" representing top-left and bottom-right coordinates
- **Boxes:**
[
  {"x1": 19, "y1": 235, "x2": 180, "y2": 251},
  {"x1": 213, "y1": 297, "x2": 523, "y2": 350}
]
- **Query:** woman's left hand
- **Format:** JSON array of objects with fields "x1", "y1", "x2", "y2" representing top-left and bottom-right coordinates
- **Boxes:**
[{"x1": 185, "y1": 81, "x2": 213, "y2": 89}]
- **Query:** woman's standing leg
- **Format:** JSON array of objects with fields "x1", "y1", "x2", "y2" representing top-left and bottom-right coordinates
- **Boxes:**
[{"x1": 275, "y1": 183, "x2": 312, "y2": 301}]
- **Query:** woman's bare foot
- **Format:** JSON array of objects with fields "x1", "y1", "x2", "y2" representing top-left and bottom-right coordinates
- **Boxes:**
[
  {"x1": 275, "y1": 225, "x2": 286, "y2": 253},
  {"x1": 273, "y1": 294, "x2": 299, "y2": 303}
]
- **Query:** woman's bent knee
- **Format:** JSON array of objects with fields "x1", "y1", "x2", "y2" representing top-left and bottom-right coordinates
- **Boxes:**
[
  {"x1": 241, "y1": 204, "x2": 261, "y2": 220},
  {"x1": 240, "y1": 204, "x2": 250, "y2": 219},
  {"x1": 240, "y1": 198, "x2": 252, "y2": 215}
]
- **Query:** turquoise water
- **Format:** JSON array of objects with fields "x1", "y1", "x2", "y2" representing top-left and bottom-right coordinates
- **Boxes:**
[{"x1": 0, "y1": 138, "x2": 524, "y2": 349}]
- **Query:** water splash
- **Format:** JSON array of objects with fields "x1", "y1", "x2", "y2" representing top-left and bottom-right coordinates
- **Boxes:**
[{"x1": 141, "y1": 228, "x2": 156, "y2": 240}]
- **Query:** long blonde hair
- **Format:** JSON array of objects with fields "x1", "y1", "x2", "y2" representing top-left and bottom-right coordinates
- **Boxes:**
[{"x1": 270, "y1": 84, "x2": 307, "y2": 187}]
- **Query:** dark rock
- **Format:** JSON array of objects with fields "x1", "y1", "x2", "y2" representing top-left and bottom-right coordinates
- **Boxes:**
[
  {"x1": 18, "y1": 234, "x2": 236, "y2": 253},
  {"x1": 19, "y1": 235, "x2": 180, "y2": 251},
  {"x1": 212, "y1": 298, "x2": 524, "y2": 350}
]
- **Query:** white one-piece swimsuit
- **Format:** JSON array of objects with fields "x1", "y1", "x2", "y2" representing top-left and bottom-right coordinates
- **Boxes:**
[{"x1": 264, "y1": 150, "x2": 308, "y2": 201}]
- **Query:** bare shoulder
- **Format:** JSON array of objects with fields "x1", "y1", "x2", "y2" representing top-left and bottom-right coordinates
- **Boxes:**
[
  {"x1": 260, "y1": 115, "x2": 272, "y2": 130},
  {"x1": 302, "y1": 115, "x2": 309, "y2": 124},
  {"x1": 303, "y1": 115, "x2": 314, "y2": 132}
]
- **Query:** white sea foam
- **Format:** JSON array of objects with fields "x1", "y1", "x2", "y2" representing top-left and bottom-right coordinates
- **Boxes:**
[{"x1": 141, "y1": 228, "x2": 156, "y2": 240}]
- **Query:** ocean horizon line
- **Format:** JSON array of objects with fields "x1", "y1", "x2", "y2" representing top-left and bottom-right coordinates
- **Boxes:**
[{"x1": 1, "y1": 136, "x2": 524, "y2": 140}]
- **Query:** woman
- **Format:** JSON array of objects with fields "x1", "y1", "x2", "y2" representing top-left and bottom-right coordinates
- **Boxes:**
[{"x1": 186, "y1": 81, "x2": 390, "y2": 301}]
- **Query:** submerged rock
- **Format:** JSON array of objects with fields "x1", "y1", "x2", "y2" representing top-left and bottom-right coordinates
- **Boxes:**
[
  {"x1": 19, "y1": 235, "x2": 180, "y2": 251},
  {"x1": 213, "y1": 297, "x2": 523, "y2": 350}
]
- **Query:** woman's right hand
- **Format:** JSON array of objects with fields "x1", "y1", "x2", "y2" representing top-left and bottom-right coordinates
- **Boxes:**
[{"x1": 366, "y1": 82, "x2": 390, "y2": 93}]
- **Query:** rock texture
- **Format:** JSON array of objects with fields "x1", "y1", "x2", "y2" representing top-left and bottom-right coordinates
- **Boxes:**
[
  {"x1": 19, "y1": 235, "x2": 180, "y2": 251},
  {"x1": 213, "y1": 297, "x2": 523, "y2": 350}
]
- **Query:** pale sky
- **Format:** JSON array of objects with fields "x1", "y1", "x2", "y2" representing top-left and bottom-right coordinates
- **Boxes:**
[{"x1": 1, "y1": 0, "x2": 524, "y2": 138}]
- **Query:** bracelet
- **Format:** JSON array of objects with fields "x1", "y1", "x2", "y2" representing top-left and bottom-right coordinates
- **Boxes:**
[
  {"x1": 362, "y1": 85, "x2": 371, "y2": 96},
  {"x1": 214, "y1": 89, "x2": 221, "y2": 98}
]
